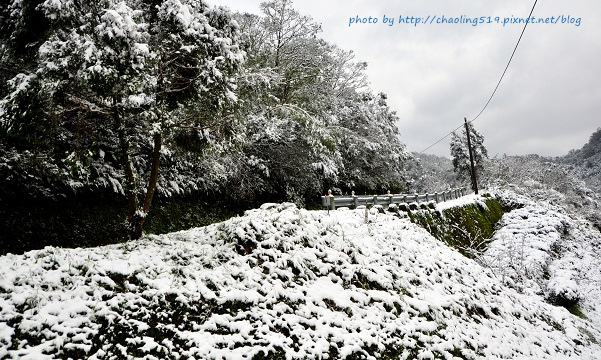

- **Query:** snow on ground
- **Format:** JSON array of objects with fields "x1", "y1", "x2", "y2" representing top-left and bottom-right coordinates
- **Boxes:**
[
  {"x1": 434, "y1": 193, "x2": 483, "y2": 212},
  {"x1": 1, "y1": 200, "x2": 601, "y2": 359},
  {"x1": 482, "y1": 188, "x2": 601, "y2": 329}
]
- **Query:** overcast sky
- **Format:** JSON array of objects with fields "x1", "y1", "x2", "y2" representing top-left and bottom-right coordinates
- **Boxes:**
[{"x1": 214, "y1": 0, "x2": 600, "y2": 157}]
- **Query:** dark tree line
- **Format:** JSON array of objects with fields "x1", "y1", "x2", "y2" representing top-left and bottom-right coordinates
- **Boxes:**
[{"x1": 0, "y1": 0, "x2": 407, "y2": 243}]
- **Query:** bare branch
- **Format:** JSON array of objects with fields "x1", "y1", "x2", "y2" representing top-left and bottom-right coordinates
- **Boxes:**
[{"x1": 65, "y1": 94, "x2": 111, "y2": 115}]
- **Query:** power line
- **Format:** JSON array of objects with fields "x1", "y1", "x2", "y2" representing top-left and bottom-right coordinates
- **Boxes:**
[
  {"x1": 418, "y1": 123, "x2": 464, "y2": 154},
  {"x1": 469, "y1": 0, "x2": 538, "y2": 123},
  {"x1": 419, "y1": 0, "x2": 538, "y2": 154}
]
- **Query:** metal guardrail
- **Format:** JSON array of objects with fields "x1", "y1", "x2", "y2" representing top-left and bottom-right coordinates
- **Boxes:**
[{"x1": 321, "y1": 188, "x2": 467, "y2": 210}]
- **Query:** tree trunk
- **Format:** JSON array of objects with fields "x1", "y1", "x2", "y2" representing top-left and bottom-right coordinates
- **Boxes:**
[
  {"x1": 113, "y1": 99, "x2": 138, "y2": 229},
  {"x1": 130, "y1": 131, "x2": 162, "y2": 239}
]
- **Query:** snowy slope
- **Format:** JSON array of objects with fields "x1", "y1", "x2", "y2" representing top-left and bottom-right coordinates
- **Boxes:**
[
  {"x1": 483, "y1": 189, "x2": 601, "y2": 329},
  {"x1": 1, "y1": 201, "x2": 601, "y2": 359}
]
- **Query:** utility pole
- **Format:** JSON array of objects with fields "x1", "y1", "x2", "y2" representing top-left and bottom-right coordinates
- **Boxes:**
[{"x1": 464, "y1": 117, "x2": 478, "y2": 195}]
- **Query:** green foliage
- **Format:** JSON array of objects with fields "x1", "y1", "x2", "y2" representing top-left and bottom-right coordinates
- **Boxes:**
[
  {"x1": 0, "y1": 189, "x2": 239, "y2": 255},
  {"x1": 407, "y1": 197, "x2": 505, "y2": 257},
  {"x1": 450, "y1": 122, "x2": 488, "y2": 186},
  {"x1": 144, "y1": 194, "x2": 240, "y2": 236},
  {"x1": 0, "y1": 190, "x2": 129, "y2": 255},
  {"x1": 567, "y1": 304, "x2": 587, "y2": 320}
]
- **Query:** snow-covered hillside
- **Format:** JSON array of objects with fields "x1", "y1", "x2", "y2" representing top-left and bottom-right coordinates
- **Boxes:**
[
  {"x1": 1, "y1": 196, "x2": 601, "y2": 359},
  {"x1": 560, "y1": 127, "x2": 601, "y2": 194},
  {"x1": 483, "y1": 189, "x2": 601, "y2": 328}
]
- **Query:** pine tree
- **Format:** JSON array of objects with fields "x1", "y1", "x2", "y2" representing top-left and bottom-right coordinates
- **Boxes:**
[{"x1": 450, "y1": 121, "x2": 488, "y2": 187}]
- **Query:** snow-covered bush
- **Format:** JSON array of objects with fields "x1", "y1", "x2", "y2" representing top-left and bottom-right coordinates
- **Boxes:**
[
  {"x1": 1, "y1": 202, "x2": 600, "y2": 358},
  {"x1": 546, "y1": 270, "x2": 581, "y2": 307}
]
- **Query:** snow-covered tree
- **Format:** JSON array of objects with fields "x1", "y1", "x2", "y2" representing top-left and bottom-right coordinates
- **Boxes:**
[
  {"x1": 450, "y1": 121, "x2": 488, "y2": 188},
  {"x1": 231, "y1": 1, "x2": 407, "y2": 201},
  {"x1": 0, "y1": 0, "x2": 49, "y2": 99},
  {"x1": 1, "y1": 0, "x2": 244, "y2": 238},
  {"x1": 560, "y1": 127, "x2": 601, "y2": 195},
  {"x1": 333, "y1": 92, "x2": 407, "y2": 193},
  {"x1": 260, "y1": 0, "x2": 321, "y2": 67},
  {"x1": 404, "y1": 153, "x2": 457, "y2": 193}
]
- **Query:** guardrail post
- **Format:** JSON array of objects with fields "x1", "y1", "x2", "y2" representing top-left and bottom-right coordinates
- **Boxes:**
[
  {"x1": 415, "y1": 194, "x2": 419, "y2": 203},
  {"x1": 387, "y1": 190, "x2": 393, "y2": 205},
  {"x1": 326, "y1": 189, "x2": 335, "y2": 211},
  {"x1": 352, "y1": 191, "x2": 358, "y2": 209},
  {"x1": 373, "y1": 195, "x2": 378, "y2": 206}
]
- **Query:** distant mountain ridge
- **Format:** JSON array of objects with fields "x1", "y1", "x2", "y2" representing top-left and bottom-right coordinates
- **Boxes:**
[{"x1": 560, "y1": 128, "x2": 601, "y2": 194}]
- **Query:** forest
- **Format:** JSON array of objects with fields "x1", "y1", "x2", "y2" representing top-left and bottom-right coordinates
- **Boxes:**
[
  {"x1": 0, "y1": 0, "x2": 407, "y2": 252},
  {"x1": 1, "y1": 0, "x2": 600, "y2": 255}
]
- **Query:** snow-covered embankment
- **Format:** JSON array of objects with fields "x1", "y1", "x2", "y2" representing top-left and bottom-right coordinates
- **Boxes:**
[{"x1": 1, "y1": 199, "x2": 600, "y2": 359}]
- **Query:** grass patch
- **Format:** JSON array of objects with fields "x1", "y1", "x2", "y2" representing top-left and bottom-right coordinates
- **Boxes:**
[
  {"x1": 406, "y1": 197, "x2": 505, "y2": 257},
  {"x1": 567, "y1": 303, "x2": 587, "y2": 319}
]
